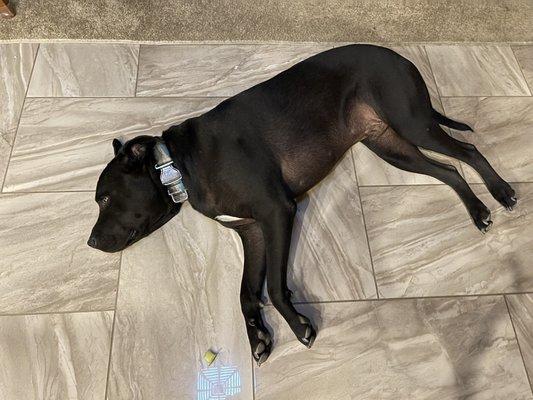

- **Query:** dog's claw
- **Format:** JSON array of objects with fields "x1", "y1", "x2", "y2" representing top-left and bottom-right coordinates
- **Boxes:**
[
  {"x1": 257, "y1": 352, "x2": 269, "y2": 367},
  {"x1": 254, "y1": 342, "x2": 266, "y2": 358},
  {"x1": 481, "y1": 219, "x2": 493, "y2": 234},
  {"x1": 248, "y1": 322, "x2": 272, "y2": 366},
  {"x1": 492, "y1": 185, "x2": 517, "y2": 212},
  {"x1": 506, "y1": 196, "x2": 518, "y2": 211},
  {"x1": 296, "y1": 315, "x2": 317, "y2": 348},
  {"x1": 252, "y1": 339, "x2": 271, "y2": 366}
]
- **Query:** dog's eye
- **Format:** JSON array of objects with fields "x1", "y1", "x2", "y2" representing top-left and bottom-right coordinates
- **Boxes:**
[{"x1": 99, "y1": 195, "x2": 110, "y2": 207}]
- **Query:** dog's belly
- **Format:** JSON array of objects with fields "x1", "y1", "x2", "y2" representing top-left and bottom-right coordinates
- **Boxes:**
[
  {"x1": 280, "y1": 145, "x2": 347, "y2": 196},
  {"x1": 278, "y1": 102, "x2": 387, "y2": 196}
]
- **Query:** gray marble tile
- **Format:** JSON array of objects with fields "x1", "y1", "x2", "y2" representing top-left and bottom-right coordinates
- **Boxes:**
[
  {"x1": 3, "y1": 97, "x2": 222, "y2": 192},
  {"x1": 513, "y1": 46, "x2": 533, "y2": 90},
  {"x1": 507, "y1": 294, "x2": 533, "y2": 389},
  {"x1": 27, "y1": 43, "x2": 139, "y2": 97},
  {"x1": 107, "y1": 207, "x2": 253, "y2": 400},
  {"x1": 426, "y1": 45, "x2": 530, "y2": 96},
  {"x1": 255, "y1": 297, "x2": 532, "y2": 400},
  {"x1": 136, "y1": 43, "x2": 332, "y2": 97},
  {"x1": 442, "y1": 97, "x2": 533, "y2": 183},
  {"x1": 353, "y1": 145, "x2": 463, "y2": 186},
  {"x1": 0, "y1": 193, "x2": 120, "y2": 314},
  {"x1": 287, "y1": 150, "x2": 375, "y2": 302},
  {"x1": 0, "y1": 137, "x2": 11, "y2": 190},
  {"x1": 0, "y1": 43, "x2": 38, "y2": 145},
  {"x1": 0, "y1": 311, "x2": 113, "y2": 400},
  {"x1": 361, "y1": 183, "x2": 533, "y2": 298}
]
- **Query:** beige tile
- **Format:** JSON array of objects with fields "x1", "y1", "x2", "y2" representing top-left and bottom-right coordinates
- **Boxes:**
[
  {"x1": 513, "y1": 46, "x2": 533, "y2": 90},
  {"x1": 136, "y1": 43, "x2": 331, "y2": 97},
  {"x1": 361, "y1": 183, "x2": 533, "y2": 298},
  {"x1": 255, "y1": 297, "x2": 532, "y2": 400},
  {"x1": 0, "y1": 43, "x2": 38, "y2": 144},
  {"x1": 442, "y1": 97, "x2": 533, "y2": 183},
  {"x1": 287, "y1": 150, "x2": 375, "y2": 302},
  {"x1": 0, "y1": 311, "x2": 113, "y2": 400},
  {"x1": 426, "y1": 45, "x2": 530, "y2": 96},
  {"x1": 3, "y1": 97, "x2": 222, "y2": 192},
  {"x1": 507, "y1": 294, "x2": 533, "y2": 389},
  {"x1": 0, "y1": 137, "x2": 11, "y2": 190},
  {"x1": 353, "y1": 145, "x2": 463, "y2": 186},
  {"x1": 27, "y1": 43, "x2": 139, "y2": 97},
  {"x1": 107, "y1": 207, "x2": 253, "y2": 400},
  {"x1": 0, "y1": 193, "x2": 120, "y2": 313}
]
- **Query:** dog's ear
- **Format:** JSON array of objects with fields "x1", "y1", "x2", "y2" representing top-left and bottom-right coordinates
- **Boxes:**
[
  {"x1": 122, "y1": 136, "x2": 155, "y2": 165},
  {"x1": 127, "y1": 142, "x2": 148, "y2": 161},
  {"x1": 112, "y1": 138, "x2": 123, "y2": 155}
]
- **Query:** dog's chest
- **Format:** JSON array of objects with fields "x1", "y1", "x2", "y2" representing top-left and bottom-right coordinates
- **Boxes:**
[{"x1": 215, "y1": 215, "x2": 244, "y2": 222}]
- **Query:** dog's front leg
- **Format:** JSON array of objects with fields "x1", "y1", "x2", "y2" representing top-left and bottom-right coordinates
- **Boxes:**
[
  {"x1": 234, "y1": 222, "x2": 272, "y2": 366},
  {"x1": 258, "y1": 198, "x2": 317, "y2": 348}
]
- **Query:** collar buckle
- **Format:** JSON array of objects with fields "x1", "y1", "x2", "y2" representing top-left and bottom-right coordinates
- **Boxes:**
[{"x1": 154, "y1": 142, "x2": 188, "y2": 203}]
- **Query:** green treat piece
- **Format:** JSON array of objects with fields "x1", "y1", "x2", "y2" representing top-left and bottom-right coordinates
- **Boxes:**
[{"x1": 204, "y1": 349, "x2": 217, "y2": 366}]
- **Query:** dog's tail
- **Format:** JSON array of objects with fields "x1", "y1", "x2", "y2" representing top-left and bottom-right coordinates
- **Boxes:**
[{"x1": 431, "y1": 108, "x2": 473, "y2": 131}]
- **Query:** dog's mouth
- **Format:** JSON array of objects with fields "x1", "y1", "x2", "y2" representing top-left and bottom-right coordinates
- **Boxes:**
[{"x1": 126, "y1": 229, "x2": 138, "y2": 246}]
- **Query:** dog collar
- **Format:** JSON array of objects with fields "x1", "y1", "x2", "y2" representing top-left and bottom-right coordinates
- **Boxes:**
[{"x1": 153, "y1": 140, "x2": 188, "y2": 203}]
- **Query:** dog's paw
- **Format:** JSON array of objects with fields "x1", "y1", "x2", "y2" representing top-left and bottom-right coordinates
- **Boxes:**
[
  {"x1": 491, "y1": 184, "x2": 517, "y2": 211},
  {"x1": 471, "y1": 203, "x2": 492, "y2": 233},
  {"x1": 295, "y1": 315, "x2": 317, "y2": 349},
  {"x1": 252, "y1": 329, "x2": 272, "y2": 366},
  {"x1": 246, "y1": 319, "x2": 272, "y2": 366}
]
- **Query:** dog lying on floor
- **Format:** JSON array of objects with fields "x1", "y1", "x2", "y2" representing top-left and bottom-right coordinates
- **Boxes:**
[{"x1": 88, "y1": 44, "x2": 517, "y2": 365}]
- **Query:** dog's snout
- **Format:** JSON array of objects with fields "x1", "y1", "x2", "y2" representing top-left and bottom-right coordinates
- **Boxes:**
[{"x1": 87, "y1": 236, "x2": 98, "y2": 248}]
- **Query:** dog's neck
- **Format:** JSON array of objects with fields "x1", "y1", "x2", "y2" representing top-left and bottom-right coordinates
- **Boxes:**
[{"x1": 153, "y1": 139, "x2": 188, "y2": 204}]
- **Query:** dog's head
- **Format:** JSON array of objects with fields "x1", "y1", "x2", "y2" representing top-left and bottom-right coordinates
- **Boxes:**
[{"x1": 87, "y1": 136, "x2": 182, "y2": 253}]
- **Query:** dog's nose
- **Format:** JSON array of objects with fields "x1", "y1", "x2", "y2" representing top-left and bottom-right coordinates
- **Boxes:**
[{"x1": 87, "y1": 236, "x2": 98, "y2": 248}]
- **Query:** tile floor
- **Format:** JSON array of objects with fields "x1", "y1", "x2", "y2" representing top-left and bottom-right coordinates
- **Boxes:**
[{"x1": 0, "y1": 42, "x2": 532, "y2": 400}]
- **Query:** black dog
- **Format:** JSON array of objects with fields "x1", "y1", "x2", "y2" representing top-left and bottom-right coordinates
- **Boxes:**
[{"x1": 88, "y1": 44, "x2": 517, "y2": 365}]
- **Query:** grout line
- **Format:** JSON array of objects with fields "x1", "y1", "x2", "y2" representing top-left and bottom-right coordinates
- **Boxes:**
[
  {"x1": 1, "y1": 189, "x2": 95, "y2": 195},
  {"x1": 510, "y1": 46, "x2": 533, "y2": 96},
  {"x1": 134, "y1": 44, "x2": 142, "y2": 97},
  {"x1": 1, "y1": 181, "x2": 531, "y2": 195},
  {"x1": 271, "y1": 290, "x2": 533, "y2": 306},
  {"x1": 1, "y1": 40, "x2": 532, "y2": 46},
  {"x1": 439, "y1": 95, "x2": 533, "y2": 98},
  {"x1": 351, "y1": 149, "x2": 380, "y2": 299},
  {"x1": 24, "y1": 95, "x2": 229, "y2": 100},
  {"x1": 423, "y1": 44, "x2": 444, "y2": 100},
  {"x1": 504, "y1": 295, "x2": 533, "y2": 395},
  {"x1": 251, "y1": 355, "x2": 257, "y2": 400},
  {"x1": 1, "y1": 43, "x2": 40, "y2": 193},
  {"x1": 357, "y1": 181, "x2": 533, "y2": 189},
  {"x1": 423, "y1": 44, "x2": 467, "y2": 178},
  {"x1": 19, "y1": 94, "x2": 533, "y2": 100},
  {"x1": 0, "y1": 308, "x2": 115, "y2": 317},
  {"x1": 104, "y1": 250, "x2": 124, "y2": 400}
]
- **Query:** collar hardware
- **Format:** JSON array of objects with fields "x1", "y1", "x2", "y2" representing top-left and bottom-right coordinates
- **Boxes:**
[{"x1": 154, "y1": 141, "x2": 188, "y2": 203}]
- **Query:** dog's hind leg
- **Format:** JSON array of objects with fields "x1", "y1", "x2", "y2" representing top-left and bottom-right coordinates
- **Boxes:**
[
  {"x1": 402, "y1": 123, "x2": 517, "y2": 211},
  {"x1": 235, "y1": 222, "x2": 272, "y2": 366},
  {"x1": 362, "y1": 127, "x2": 493, "y2": 232},
  {"x1": 370, "y1": 57, "x2": 515, "y2": 211}
]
